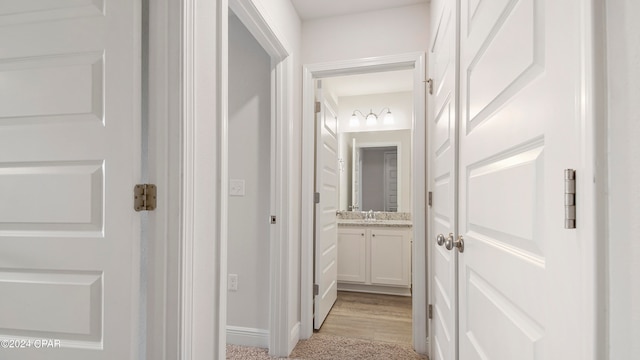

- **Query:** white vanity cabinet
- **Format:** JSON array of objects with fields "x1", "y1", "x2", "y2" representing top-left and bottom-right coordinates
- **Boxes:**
[
  {"x1": 337, "y1": 224, "x2": 412, "y2": 295},
  {"x1": 336, "y1": 228, "x2": 367, "y2": 283}
]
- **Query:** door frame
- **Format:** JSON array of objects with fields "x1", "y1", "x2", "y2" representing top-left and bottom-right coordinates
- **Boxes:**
[
  {"x1": 228, "y1": 0, "x2": 292, "y2": 356},
  {"x1": 170, "y1": 0, "x2": 294, "y2": 358},
  {"x1": 301, "y1": 52, "x2": 429, "y2": 353}
]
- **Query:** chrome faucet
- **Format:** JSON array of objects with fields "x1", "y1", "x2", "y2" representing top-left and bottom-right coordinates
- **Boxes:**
[{"x1": 365, "y1": 209, "x2": 375, "y2": 221}]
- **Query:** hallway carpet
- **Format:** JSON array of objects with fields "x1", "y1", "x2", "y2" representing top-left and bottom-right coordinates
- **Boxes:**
[{"x1": 226, "y1": 333, "x2": 428, "y2": 359}]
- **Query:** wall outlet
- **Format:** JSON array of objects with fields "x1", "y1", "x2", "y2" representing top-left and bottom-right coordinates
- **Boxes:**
[{"x1": 228, "y1": 274, "x2": 238, "y2": 291}]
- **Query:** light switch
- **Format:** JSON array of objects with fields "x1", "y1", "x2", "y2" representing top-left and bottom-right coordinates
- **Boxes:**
[{"x1": 229, "y1": 179, "x2": 245, "y2": 196}]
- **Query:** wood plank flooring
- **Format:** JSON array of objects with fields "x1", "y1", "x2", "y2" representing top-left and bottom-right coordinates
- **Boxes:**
[{"x1": 317, "y1": 291, "x2": 413, "y2": 345}]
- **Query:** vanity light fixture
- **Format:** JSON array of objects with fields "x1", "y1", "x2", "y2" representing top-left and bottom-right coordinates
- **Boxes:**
[{"x1": 350, "y1": 107, "x2": 394, "y2": 127}]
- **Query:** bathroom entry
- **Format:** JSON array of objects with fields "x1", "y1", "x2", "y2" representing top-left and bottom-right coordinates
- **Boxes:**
[{"x1": 311, "y1": 68, "x2": 417, "y2": 346}]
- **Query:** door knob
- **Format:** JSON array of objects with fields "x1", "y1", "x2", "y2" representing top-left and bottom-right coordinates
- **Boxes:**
[
  {"x1": 436, "y1": 233, "x2": 445, "y2": 246},
  {"x1": 445, "y1": 235, "x2": 464, "y2": 253}
]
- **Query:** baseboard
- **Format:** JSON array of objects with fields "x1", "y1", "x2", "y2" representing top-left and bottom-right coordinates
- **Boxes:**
[
  {"x1": 337, "y1": 282, "x2": 412, "y2": 296},
  {"x1": 227, "y1": 326, "x2": 269, "y2": 348},
  {"x1": 288, "y1": 322, "x2": 300, "y2": 354}
]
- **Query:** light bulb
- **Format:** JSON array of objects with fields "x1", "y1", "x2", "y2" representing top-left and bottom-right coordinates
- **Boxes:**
[
  {"x1": 365, "y1": 112, "x2": 377, "y2": 125},
  {"x1": 383, "y1": 110, "x2": 394, "y2": 124},
  {"x1": 349, "y1": 113, "x2": 360, "y2": 127}
]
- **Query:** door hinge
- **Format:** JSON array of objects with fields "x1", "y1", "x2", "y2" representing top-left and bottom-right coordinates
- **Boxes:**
[
  {"x1": 564, "y1": 169, "x2": 576, "y2": 229},
  {"x1": 426, "y1": 78, "x2": 434, "y2": 95},
  {"x1": 428, "y1": 304, "x2": 433, "y2": 319},
  {"x1": 315, "y1": 101, "x2": 321, "y2": 113},
  {"x1": 313, "y1": 284, "x2": 319, "y2": 296},
  {"x1": 270, "y1": 215, "x2": 277, "y2": 224},
  {"x1": 314, "y1": 192, "x2": 320, "y2": 204},
  {"x1": 428, "y1": 191, "x2": 433, "y2": 207},
  {"x1": 134, "y1": 184, "x2": 157, "y2": 212}
]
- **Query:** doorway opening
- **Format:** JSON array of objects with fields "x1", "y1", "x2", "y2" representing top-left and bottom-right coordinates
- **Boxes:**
[
  {"x1": 226, "y1": 9, "x2": 272, "y2": 348},
  {"x1": 217, "y1": 0, "x2": 294, "y2": 357},
  {"x1": 312, "y1": 71, "x2": 414, "y2": 345},
  {"x1": 301, "y1": 52, "x2": 428, "y2": 353}
]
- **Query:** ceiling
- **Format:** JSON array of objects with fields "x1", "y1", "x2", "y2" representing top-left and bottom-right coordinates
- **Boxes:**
[
  {"x1": 323, "y1": 70, "x2": 414, "y2": 98},
  {"x1": 291, "y1": 0, "x2": 428, "y2": 21}
]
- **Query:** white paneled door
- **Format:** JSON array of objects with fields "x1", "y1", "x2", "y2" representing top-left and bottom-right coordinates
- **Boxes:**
[
  {"x1": 0, "y1": 1, "x2": 141, "y2": 359},
  {"x1": 314, "y1": 81, "x2": 339, "y2": 329},
  {"x1": 428, "y1": 0, "x2": 458, "y2": 358},
  {"x1": 383, "y1": 151, "x2": 397, "y2": 212},
  {"x1": 351, "y1": 138, "x2": 361, "y2": 211},
  {"x1": 430, "y1": 0, "x2": 592, "y2": 358},
  {"x1": 458, "y1": 0, "x2": 585, "y2": 357}
]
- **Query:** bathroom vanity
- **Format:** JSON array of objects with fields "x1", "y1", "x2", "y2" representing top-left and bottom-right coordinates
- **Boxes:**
[{"x1": 336, "y1": 212, "x2": 412, "y2": 296}]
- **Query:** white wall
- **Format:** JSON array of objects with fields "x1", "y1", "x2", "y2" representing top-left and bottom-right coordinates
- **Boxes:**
[
  {"x1": 302, "y1": 4, "x2": 429, "y2": 64},
  {"x1": 227, "y1": 14, "x2": 271, "y2": 335},
  {"x1": 607, "y1": 0, "x2": 640, "y2": 359}
]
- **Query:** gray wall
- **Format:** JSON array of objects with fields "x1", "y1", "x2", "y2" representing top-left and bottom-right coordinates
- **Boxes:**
[{"x1": 227, "y1": 14, "x2": 271, "y2": 332}]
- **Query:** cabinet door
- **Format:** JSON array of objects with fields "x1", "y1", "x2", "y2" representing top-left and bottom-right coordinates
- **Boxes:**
[
  {"x1": 370, "y1": 229, "x2": 411, "y2": 286},
  {"x1": 337, "y1": 228, "x2": 367, "y2": 283}
]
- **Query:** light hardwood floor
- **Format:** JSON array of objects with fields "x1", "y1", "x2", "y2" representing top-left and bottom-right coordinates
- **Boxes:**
[{"x1": 317, "y1": 291, "x2": 413, "y2": 345}]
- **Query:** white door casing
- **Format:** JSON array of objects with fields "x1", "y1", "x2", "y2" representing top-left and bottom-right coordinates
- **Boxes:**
[
  {"x1": 301, "y1": 53, "x2": 427, "y2": 352},
  {"x1": 428, "y1": 0, "x2": 459, "y2": 358},
  {"x1": 0, "y1": 1, "x2": 141, "y2": 359},
  {"x1": 457, "y1": 0, "x2": 590, "y2": 358},
  {"x1": 313, "y1": 81, "x2": 339, "y2": 330}
]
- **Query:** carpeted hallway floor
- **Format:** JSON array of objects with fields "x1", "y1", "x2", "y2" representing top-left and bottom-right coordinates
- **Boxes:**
[{"x1": 227, "y1": 333, "x2": 428, "y2": 359}]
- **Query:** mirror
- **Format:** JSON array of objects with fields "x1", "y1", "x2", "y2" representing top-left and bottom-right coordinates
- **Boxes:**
[
  {"x1": 353, "y1": 145, "x2": 398, "y2": 212},
  {"x1": 338, "y1": 129, "x2": 412, "y2": 212}
]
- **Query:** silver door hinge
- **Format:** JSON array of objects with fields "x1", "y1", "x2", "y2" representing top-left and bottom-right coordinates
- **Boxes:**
[
  {"x1": 428, "y1": 191, "x2": 433, "y2": 207},
  {"x1": 313, "y1": 284, "x2": 319, "y2": 296},
  {"x1": 564, "y1": 169, "x2": 576, "y2": 229},
  {"x1": 134, "y1": 184, "x2": 157, "y2": 211},
  {"x1": 426, "y1": 78, "x2": 434, "y2": 95},
  {"x1": 315, "y1": 101, "x2": 321, "y2": 113},
  {"x1": 270, "y1": 215, "x2": 277, "y2": 224},
  {"x1": 428, "y1": 304, "x2": 433, "y2": 319},
  {"x1": 314, "y1": 192, "x2": 320, "y2": 204}
]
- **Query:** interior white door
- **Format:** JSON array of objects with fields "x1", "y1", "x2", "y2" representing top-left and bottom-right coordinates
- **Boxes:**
[
  {"x1": 383, "y1": 151, "x2": 398, "y2": 212},
  {"x1": 457, "y1": 0, "x2": 587, "y2": 358},
  {"x1": 351, "y1": 138, "x2": 361, "y2": 211},
  {"x1": 428, "y1": 0, "x2": 458, "y2": 359},
  {"x1": 314, "y1": 80, "x2": 339, "y2": 329},
  {"x1": 0, "y1": 1, "x2": 141, "y2": 359}
]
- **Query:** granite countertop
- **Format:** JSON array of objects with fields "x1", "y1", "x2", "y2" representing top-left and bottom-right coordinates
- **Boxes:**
[
  {"x1": 336, "y1": 212, "x2": 413, "y2": 228},
  {"x1": 337, "y1": 219, "x2": 413, "y2": 228}
]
